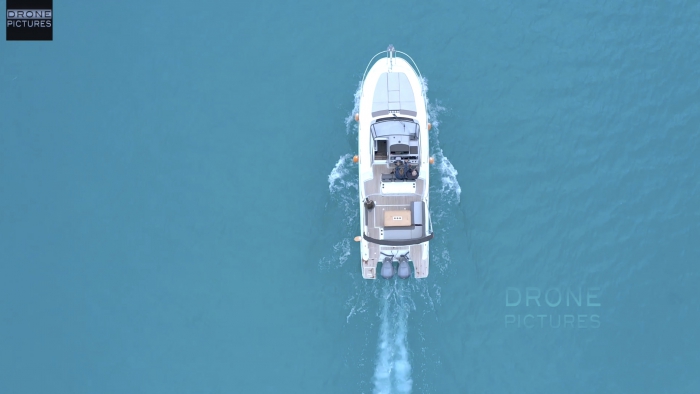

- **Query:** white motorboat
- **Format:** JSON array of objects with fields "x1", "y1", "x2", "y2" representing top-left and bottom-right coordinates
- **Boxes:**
[{"x1": 356, "y1": 45, "x2": 433, "y2": 279}]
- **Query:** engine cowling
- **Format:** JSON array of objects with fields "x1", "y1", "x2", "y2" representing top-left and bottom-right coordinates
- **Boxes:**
[
  {"x1": 397, "y1": 255, "x2": 411, "y2": 279},
  {"x1": 380, "y1": 257, "x2": 395, "y2": 279}
]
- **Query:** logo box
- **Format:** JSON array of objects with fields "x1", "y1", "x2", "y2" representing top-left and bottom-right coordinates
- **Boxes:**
[{"x1": 6, "y1": 0, "x2": 53, "y2": 41}]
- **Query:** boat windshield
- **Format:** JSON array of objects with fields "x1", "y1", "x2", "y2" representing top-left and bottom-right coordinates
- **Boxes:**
[{"x1": 371, "y1": 119, "x2": 418, "y2": 138}]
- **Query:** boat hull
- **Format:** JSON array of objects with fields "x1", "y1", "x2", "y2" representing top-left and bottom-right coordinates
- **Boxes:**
[{"x1": 356, "y1": 53, "x2": 431, "y2": 279}]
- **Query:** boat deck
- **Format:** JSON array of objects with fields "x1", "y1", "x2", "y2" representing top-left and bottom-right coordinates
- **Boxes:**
[
  {"x1": 363, "y1": 163, "x2": 425, "y2": 196},
  {"x1": 361, "y1": 244, "x2": 429, "y2": 279},
  {"x1": 361, "y1": 164, "x2": 429, "y2": 279}
]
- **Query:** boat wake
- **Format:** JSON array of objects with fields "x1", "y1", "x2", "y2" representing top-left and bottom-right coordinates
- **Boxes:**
[
  {"x1": 345, "y1": 80, "x2": 363, "y2": 134},
  {"x1": 318, "y1": 153, "x2": 358, "y2": 272},
  {"x1": 328, "y1": 154, "x2": 359, "y2": 224},
  {"x1": 373, "y1": 281, "x2": 415, "y2": 394},
  {"x1": 423, "y1": 77, "x2": 461, "y2": 206},
  {"x1": 423, "y1": 77, "x2": 461, "y2": 275}
]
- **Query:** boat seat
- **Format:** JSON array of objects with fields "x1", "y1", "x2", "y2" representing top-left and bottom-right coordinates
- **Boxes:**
[
  {"x1": 411, "y1": 201, "x2": 424, "y2": 226},
  {"x1": 382, "y1": 201, "x2": 425, "y2": 240}
]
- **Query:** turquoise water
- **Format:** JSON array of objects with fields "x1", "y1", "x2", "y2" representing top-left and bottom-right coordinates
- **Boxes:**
[{"x1": 2, "y1": 1, "x2": 699, "y2": 393}]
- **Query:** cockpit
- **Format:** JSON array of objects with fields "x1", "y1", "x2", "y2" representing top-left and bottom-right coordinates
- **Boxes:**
[{"x1": 371, "y1": 117, "x2": 421, "y2": 181}]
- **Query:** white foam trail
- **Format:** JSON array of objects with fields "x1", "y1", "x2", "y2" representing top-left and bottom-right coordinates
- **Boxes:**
[
  {"x1": 318, "y1": 238, "x2": 351, "y2": 271},
  {"x1": 373, "y1": 283, "x2": 413, "y2": 394},
  {"x1": 435, "y1": 149, "x2": 461, "y2": 204},
  {"x1": 420, "y1": 77, "x2": 461, "y2": 278},
  {"x1": 373, "y1": 289, "x2": 393, "y2": 393},
  {"x1": 392, "y1": 299, "x2": 412, "y2": 393},
  {"x1": 345, "y1": 80, "x2": 363, "y2": 133},
  {"x1": 328, "y1": 154, "x2": 355, "y2": 193},
  {"x1": 327, "y1": 154, "x2": 359, "y2": 226},
  {"x1": 423, "y1": 77, "x2": 461, "y2": 206}
]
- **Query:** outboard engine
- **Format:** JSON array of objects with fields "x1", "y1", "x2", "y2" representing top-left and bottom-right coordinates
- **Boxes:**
[
  {"x1": 380, "y1": 256, "x2": 396, "y2": 279},
  {"x1": 397, "y1": 254, "x2": 411, "y2": 279}
]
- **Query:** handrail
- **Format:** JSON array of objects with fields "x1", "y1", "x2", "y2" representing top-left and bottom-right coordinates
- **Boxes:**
[
  {"x1": 428, "y1": 208, "x2": 433, "y2": 234},
  {"x1": 363, "y1": 232, "x2": 434, "y2": 246},
  {"x1": 359, "y1": 50, "x2": 388, "y2": 99},
  {"x1": 395, "y1": 50, "x2": 425, "y2": 97},
  {"x1": 359, "y1": 46, "x2": 425, "y2": 100}
]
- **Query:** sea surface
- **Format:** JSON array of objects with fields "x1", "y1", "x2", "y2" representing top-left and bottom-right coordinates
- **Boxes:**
[{"x1": 1, "y1": 1, "x2": 699, "y2": 393}]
